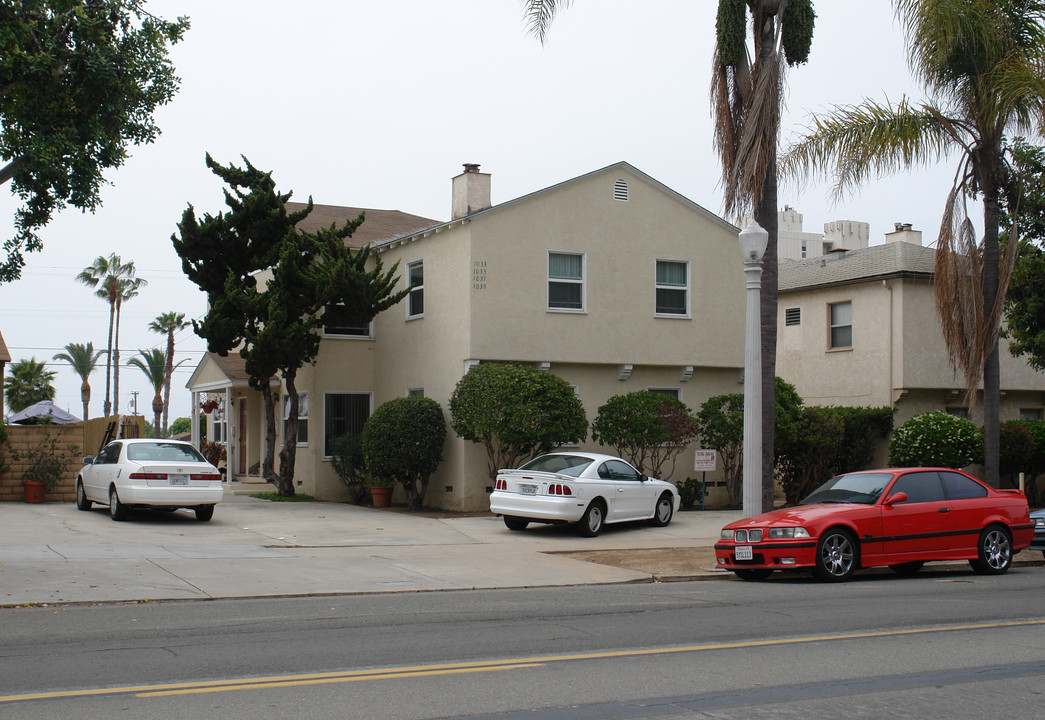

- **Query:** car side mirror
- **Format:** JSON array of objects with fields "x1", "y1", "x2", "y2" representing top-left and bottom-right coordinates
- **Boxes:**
[
  {"x1": 83, "y1": 456, "x2": 95, "y2": 465},
  {"x1": 884, "y1": 492, "x2": 908, "y2": 506},
  {"x1": 640, "y1": 474, "x2": 649, "y2": 482}
]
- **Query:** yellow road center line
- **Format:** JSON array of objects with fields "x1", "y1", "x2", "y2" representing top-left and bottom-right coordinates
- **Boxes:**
[{"x1": 3, "y1": 618, "x2": 1043, "y2": 704}]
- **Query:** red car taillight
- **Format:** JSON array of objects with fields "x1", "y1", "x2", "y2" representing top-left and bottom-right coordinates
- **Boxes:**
[
  {"x1": 128, "y1": 472, "x2": 166, "y2": 480},
  {"x1": 192, "y1": 473, "x2": 222, "y2": 481},
  {"x1": 548, "y1": 484, "x2": 573, "y2": 496},
  {"x1": 495, "y1": 478, "x2": 508, "y2": 490}
]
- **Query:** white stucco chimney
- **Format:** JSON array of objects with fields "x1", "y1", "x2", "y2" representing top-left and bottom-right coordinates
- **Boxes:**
[
  {"x1": 884, "y1": 222, "x2": 922, "y2": 246},
  {"x1": 452, "y1": 163, "x2": 491, "y2": 219}
]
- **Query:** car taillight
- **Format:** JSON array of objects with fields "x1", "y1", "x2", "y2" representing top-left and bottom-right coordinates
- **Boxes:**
[
  {"x1": 192, "y1": 473, "x2": 222, "y2": 481},
  {"x1": 548, "y1": 484, "x2": 573, "y2": 496},
  {"x1": 128, "y1": 472, "x2": 167, "y2": 479},
  {"x1": 495, "y1": 478, "x2": 508, "y2": 490}
]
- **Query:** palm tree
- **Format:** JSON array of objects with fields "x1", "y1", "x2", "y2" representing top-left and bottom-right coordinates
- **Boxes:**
[
  {"x1": 5, "y1": 358, "x2": 56, "y2": 413},
  {"x1": 52, "y1": 342, "x2": 104, "y2": 420},
  {"x1": 128, "y1": 349, "x2": 168, "y2": 437},
  {"x1": 780, "y1": 0, "x2": 1045, "y2": 486},
  {"x1": 76, "y1": 255, "x2": 146, "y2": 416},
  {"x1": 112, "y1": 275, "x2": 147, "y2": 416},
  {"x1": 711, "y1": 0, "x2": 816, "y2": 512},
  {"x1": 148, "y1": 311, "x2": 190, "y2": 436}
]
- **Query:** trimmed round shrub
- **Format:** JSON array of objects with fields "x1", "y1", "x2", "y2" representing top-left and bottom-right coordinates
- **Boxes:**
[
  {"x1": 592, "y1": 390, "x2": 699, "y2": 478},
  {"x1": 362, "y1": 396, "x2": 446, "y2": 509},
  {"x1": 888, "y1": 412, "x2": 983, "y2": 468}
]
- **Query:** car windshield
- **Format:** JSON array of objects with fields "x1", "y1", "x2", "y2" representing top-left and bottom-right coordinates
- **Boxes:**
[
  {"x1": 126, "y1": 443, "x2": 208, "y2": 463},
  {"x1": 519, "y1": 454, "x2": 594, "y2": 477},
  {"x1": 802, "y1": 472, "x2": 894, "y2": 505}
]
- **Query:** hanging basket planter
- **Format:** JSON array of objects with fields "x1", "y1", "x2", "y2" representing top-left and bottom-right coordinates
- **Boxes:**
[{"x1": 201, "y1": 399, "x2": 219, "y2": 414}]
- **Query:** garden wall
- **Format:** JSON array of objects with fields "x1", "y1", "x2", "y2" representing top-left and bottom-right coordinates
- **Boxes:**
[{"x1": 0, "y1": 424, "x2": 84, "y2": 502}]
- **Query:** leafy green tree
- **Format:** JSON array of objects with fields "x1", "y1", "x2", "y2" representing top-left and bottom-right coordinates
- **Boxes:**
[
  {"x1": 361, "y1": 396, "x2": 447, "y2": 509},
  {"x1": 174, "y1": 155, "x2": 408, "y2": 496},
  {"x1": 76, "y1": 254, "x2": 146, "y2": 416},
  {"x1": 776, "y1": 407, "x2": 846, "y2": 505},
  {"x1": 0, "y1": 1, "x2": 189, "y2": 282},
  {"x1": 52, "y1": 341, "x2": 103, "y2": 420},
  {"x1": 695, "y1": 392, "x2": 745, "y2": 506},
  {"x1": 129, "y1": 348, "x2": 183, "y2": 436},
  {"x1": 1000, "y1": 420, "x2": 1037, "y2": 487},
  {"x1": 149, "y1": 311, "x2": 191, "y2": 436},
  {"x1": 5, "y1": 357, "x2": 56, "y2": 412},
  {"x1": 782, "y1": 0, "x2": 1045, "y2": 487},
  {"x1": 449, "y1": 363, "x2": 587, "y2": 479},
  {"x1": 826, "y1": 406, "x2": 895, "y2": 474},
  {"x1": 169, "y1": 416, "x2": 191, "y2": 436},
  {"x1": 888, "y1": 411, "x2": 984, "y2": 468},
  {"x1": 1001, "y1": 140, "x2": 1045, "y2": 370},
  {"x1": 591, "y1": 391, "x2": 699, "y2": 478}
]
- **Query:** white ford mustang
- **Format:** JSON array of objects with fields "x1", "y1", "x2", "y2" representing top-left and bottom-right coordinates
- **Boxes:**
[
  {"x1": 76, "y1": 438, "x2": 224, "y2": 521},
  {"x1": 489, "y1": 452, "x2": 680, "y2": 537}
]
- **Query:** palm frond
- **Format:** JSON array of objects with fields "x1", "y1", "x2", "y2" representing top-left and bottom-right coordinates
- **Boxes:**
[
  {"x1": 779, "y1": 97, "x2": 960, "y2": 201},
  {"x1": 726, "y1": 48, "x2": 784, "y2": 218},
  {"x1": 522, "y1": 0, "x2": 572, "y2": 45}
]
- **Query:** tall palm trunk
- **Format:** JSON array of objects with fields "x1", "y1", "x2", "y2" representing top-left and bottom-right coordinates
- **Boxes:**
[
  {"x1": 113, "y1": 298, "x2": 122, "y2": 416},
  {"x1": 757, "y1": 159, "x2": 778, "y2": 511},
  {"x1": 152, "y1": 393, "x2": 164, "y2": 439},
  {"x1": 982, "y1": 190, "x2": 1001, "y2": 487},
  {"x1": 162, "y1": 331, "x2": 175, "y2": 435},
  {"x1": 80, "y1": 380, "x2": 90, "y2": 421},
  {"x1": 104, "y1": 301, "x2": 115, "y2": 416}
]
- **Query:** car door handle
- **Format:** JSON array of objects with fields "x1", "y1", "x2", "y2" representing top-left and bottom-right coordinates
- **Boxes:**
[
  {"x1": 938, "y1": 507, "x2": 950, "y2": 513},
  {"x1": 617, "y1": 488, "x2": 625, "y2": 493}
]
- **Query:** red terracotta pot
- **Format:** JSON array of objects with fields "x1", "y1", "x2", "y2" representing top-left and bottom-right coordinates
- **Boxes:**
[
  {"x1": 23, "y1": 480, "x2": 46, "y2": 503},
  {"x1": 369, "y1": 486, "x2": 392, "y2": 508}
]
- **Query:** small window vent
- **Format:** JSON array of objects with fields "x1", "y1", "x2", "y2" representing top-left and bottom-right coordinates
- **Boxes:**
[
  {"x1": 785, "y1": 307, "x2": 801, "y2": 326},
  {"x1": 613, "y1": 179, "x2": 628, "y2": 202}
]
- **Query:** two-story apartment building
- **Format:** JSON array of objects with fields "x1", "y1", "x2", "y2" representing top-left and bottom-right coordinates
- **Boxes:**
[
  {"x1": 777, "y1": 227, "x2": 1045, "y2": 451},
  {"x1": 187, "y1": 162, "x2": 747, "y2": 510}
]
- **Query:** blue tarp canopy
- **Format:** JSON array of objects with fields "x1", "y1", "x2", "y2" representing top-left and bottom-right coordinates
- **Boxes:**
[{"x1": 7, "y1": 400, "x2": 81, "y2": 424}]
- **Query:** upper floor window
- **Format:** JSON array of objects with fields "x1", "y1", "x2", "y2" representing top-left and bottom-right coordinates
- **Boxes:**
[
  {"x1": 613, "y1": 179, "x2": 629, "y2": 201},
  {"x1": 323, "y1": 304, "x2": 371, "y2": 337},
  {"x1": 283, "y1": 393, "x2": 309, "y2": 445},
  {"x1": 801, "y1": 240, "x2": 807, "y2": 259},
  {"x1": 548, "y1": 252, "x2": 584, "y2": 311},
  {"x1": 829, "y1": 301, "x2": 852, "y2": 349},
  {"x1": 655, "y1": 260, "x2": 689, "y2": 316},
  {"x1": 407, "y1": 260, "x2": 424, "y2": 318}
]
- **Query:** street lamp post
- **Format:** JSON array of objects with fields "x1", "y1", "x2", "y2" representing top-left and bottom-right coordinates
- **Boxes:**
[{"x1": 739, "y1": 220, "x2": 769, "y2": 519}]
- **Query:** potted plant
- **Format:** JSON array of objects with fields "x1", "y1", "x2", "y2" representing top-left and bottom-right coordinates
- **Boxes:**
[
  {"x1": 12, "y1": 429, "x2": 81, "y2": 503},
  {"x1": 365, "y1": 475, "x2": 393, "y2": 508}
]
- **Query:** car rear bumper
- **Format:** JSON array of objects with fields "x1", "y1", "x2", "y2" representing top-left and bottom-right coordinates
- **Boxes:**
[
  {"x1": 489, "y1": 491, "x2": 586, "y2": 523},
  {"x1": 117, "y1": 484, "x2": 224, "y2": 508}
]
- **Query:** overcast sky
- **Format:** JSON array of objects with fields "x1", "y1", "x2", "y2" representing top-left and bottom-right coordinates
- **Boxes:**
[{"x1": 1, "y1": 0, "x2": 971, "y2": 422}]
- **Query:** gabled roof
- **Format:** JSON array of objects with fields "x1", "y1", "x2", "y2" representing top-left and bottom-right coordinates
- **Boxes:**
[
  {"x1": 285, "y1": 202, "x2": 439, "y2": 248},
  {"x1": 0, "y1": 330, "x2": 10, "y2": 363},
  {"x1": 372, "y1": 161, "x2": 738, "y2": 252},
  {"x1": 779, "y1": 241, "x2": 937, "y2": 293}
]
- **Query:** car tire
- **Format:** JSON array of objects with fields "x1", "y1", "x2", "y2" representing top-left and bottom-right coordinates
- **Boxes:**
[
  {"x1": 109, "y1": 487, "x2": 128, "y2": 522},
  {"x1": 577, "y1": 500, "x2": 605, "y2": 537},
  {"x1": 733, "y1": 569, "x2": 773, "y2": 581},
  {"x1": 813, "y1": 528, "x2": 858, "y2": 582},
  {"x1": 503, "y1": 515, "x2": 529, "y2": 531},
  {"x1": 888, "y1": 561, "x2": 924, "y2": 575},
  {"x1": 647, "y1": 492, "x2": 674, "y2": 527},
  {"x1": 969, "y1": 525, "x2": 1012, "y2": 575},
  {"x1": 75, "y1": 481, "x2": 92, "y2": 511},
  {"x1": 194, "y1": 505, "x2": 215, "y2": 522}
]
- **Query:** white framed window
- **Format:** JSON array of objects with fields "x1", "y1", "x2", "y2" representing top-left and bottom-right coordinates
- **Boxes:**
[
  {"x1": 407, "y1": 260, "x2": 424, "y2": 318},
  {"x1": 407, "y1": 387, "x2": 425, "y2": 397},
  {"x1": 829, "y1": 301, "x2": 852, "y2": 349},
  {"x1": 323, "y1": 304, "x2": 371, "y2": 338},
  {"x1": 282, "y1": 393, "x2": 309, "y2": 445},
  {"x1": 648, "y1": 387, "x2": 681, "y2": 401},
  {"x1": 655, "y1": 260, "x2": 689, "y2": 316},
  {"x1": 548, "y1": 251, "x2": 585, "y2": 311},
  {"x1": 324, "y1": 392, "x2": 371, "y2": 457}
]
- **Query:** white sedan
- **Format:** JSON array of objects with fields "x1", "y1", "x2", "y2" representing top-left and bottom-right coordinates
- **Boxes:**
[
  {"x1": 489, "y1": 452, "x2": 681, "y2": 537},
  {"x1": 76, "y1": 439, "x2": 224, "y2": 522}
]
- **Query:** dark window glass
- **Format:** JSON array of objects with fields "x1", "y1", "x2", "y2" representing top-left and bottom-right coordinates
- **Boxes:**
[
  {"x1": 888, "y1": 471, "x2": 945, "y2": 504},
  {"x1": 324, "y1": 394, "x2": 370, "y2": 456},
  {"x1": 941, "y1": 471, "x2": 988, "y2": 500}
]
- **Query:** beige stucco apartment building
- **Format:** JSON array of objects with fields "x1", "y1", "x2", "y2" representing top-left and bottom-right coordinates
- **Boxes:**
[
  {"x1": 777, "y1": 226, "x2": 1045, "y2": 453},
  {"x1": 187, "y1": 162, "x2": 747, "y2": 510}
]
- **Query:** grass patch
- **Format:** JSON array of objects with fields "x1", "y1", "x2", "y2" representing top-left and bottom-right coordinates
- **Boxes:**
[{"x1": 250, "y1": 492, "x2": 317, "y2": 502}]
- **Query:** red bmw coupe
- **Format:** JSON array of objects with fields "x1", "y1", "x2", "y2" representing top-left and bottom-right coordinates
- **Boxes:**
[{"x1": 716, "y1": 468, "x2": 1033, "y2": 582}]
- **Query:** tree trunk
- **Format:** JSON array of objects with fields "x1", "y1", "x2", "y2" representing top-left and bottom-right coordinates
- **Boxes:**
[
  {"x1": 152, "y1": 393, "x2": 163, "y2": 439},
  {"x1": 276, "y1": 370, "x2": 298, "y2": 497},
  {"x1": 113, "y1": 299, "x2": 122, "y2": 416},
  {"x1": 104, "y1": 302, "x2": 115, "y2": 416},
  {"x1": 261, "y1": 386, "x2": 280, "y2": 485},
  {"x1": 162, "y1": 331, "x2": 174, "y2": 436},
  {"x1": 81, "y1": 380, "x2": 90, "y2": 421},
  {"x1": 982, "y1": 191, "x2": 1001, "y2": 487}
]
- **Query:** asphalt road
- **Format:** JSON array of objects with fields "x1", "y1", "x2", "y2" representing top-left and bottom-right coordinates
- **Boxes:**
[{"x1": 2, "y1": 564, "x2": 1044, "y2": 719}]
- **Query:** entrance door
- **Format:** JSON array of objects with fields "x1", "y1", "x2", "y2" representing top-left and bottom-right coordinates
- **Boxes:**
[{"x1": 238, "y1": 399, "x2": 247, "y2": 475}]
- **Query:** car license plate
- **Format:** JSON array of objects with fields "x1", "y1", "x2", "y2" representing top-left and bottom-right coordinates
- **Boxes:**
[
  {"x1": 520, "y1": 484, "x2": 537, "y2": 496},
  {"x1": 170, "y1": 474, "x2": 188, "y2": 486},
  {"x1": 735, "y1": 546, "x2": 753, "y2": 561}
]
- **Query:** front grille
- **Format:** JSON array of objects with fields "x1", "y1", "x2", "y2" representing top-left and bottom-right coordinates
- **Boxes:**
[{"x1": 734, "y1": 529, "x2": 763, "y2": 543}]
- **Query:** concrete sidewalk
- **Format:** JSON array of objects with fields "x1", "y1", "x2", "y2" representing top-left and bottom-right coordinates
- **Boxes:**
[{"x1": 0, "y1": 494, "x2": 736, "y2": 605}]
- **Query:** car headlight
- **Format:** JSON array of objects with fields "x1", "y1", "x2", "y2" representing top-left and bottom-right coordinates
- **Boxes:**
[
  {"x1": 1035, "y1": 517, "x2": 1045, "y2": 529},
  {"x1": 721, "y1": 529, "x2": 735, "y2": 540},
  {"x1": 768, "y1": 527, "x2": 810, "y2": 539}
]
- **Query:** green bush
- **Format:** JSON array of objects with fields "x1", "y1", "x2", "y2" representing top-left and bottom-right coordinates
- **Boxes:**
[
  {"x1": 777, "y1": 407, "x2": 845, "y2": 505},
  {"x1": 888, "y1": 412, "x2": 983, "y2": 468},
  {"x1": 450, "y1": 363, "x2": 587, "y2": 478},
  {"x1": 1013, "y1": 419, "x2": 1045, "y2": 502},
  {"x1": 827, "y1": 406, "x2": 894, "y2": 472},
  {"x1": 676, "y1": 477, "x2": 707, "y2": 510},
  {"x1": 695, "y1": 393, "x2": 744, "y2": 507},
  {"x1": 591, "y1": 391, "x2": 699, "y2": 478},
  {"x1": 362, "y1": 396, "x2": 446, "y2": 509},
  {"x1": 12, "y1": 429, "x2": 80, "y2": 492},
  {"x1": 1000, "y1": 421, "x2": 1037, "y2": 487},
  {"x1": 328, "y1": 432, "x2": 368, "y2": 504}
]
